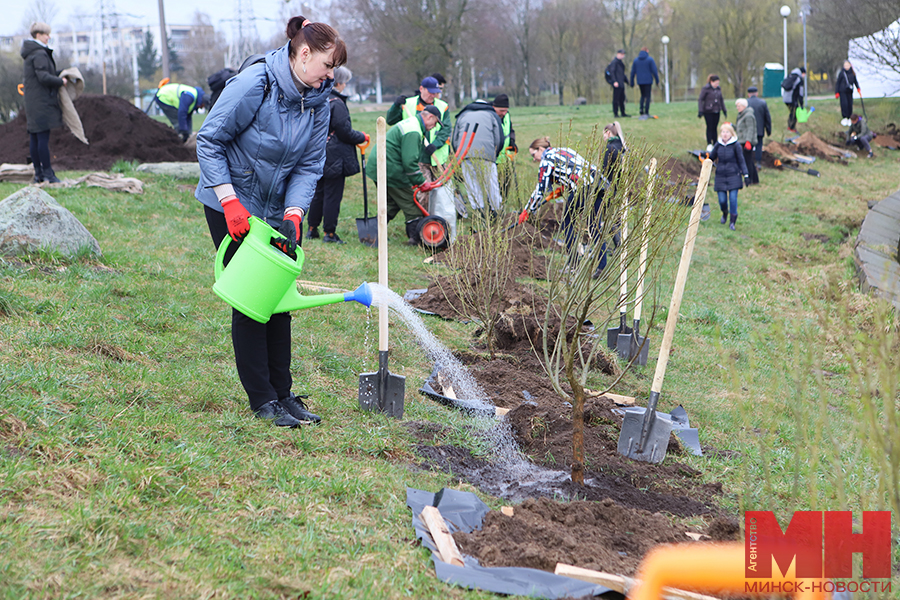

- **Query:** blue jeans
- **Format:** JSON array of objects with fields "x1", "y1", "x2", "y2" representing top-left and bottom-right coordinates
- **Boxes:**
[{"x1": 717, "y1": 189, "x2": 738, "y2": 215}]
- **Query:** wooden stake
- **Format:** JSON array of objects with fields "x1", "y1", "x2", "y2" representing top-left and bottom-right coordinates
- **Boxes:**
[
  {"x1": 376, "y1": 117, "x2": 389, "y2": 354},
  {"x1": 420, "y1": 506, "x2": 464, "y2": 567},
  {"x1": 500, "y1": 506, "x2": 514, "y2": 517}
]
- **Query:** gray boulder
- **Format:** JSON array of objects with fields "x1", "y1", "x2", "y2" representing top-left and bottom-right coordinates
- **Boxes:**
[{"x1": 0, "y1": 186, "x2": 102, "y2": 258}]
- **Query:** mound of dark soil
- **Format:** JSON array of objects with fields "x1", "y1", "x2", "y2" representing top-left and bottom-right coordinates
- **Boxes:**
[
  {"x1": 454, "y1": 497, "x2": 738, "y2": 577},
  {"x1": 661, "y1": 156, "x2": 702, "y2": 184},
  {"x1": 0, "y1": 95, "x2": 196, "y2": 170}
]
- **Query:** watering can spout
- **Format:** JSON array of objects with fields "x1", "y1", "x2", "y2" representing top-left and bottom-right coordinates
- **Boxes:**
[
  {"x1": 346, "y1": 282, "x2": 372, "y2": 307},
  {"x1": 274, "y1": 281, "x2": 372, "y2": 314}
]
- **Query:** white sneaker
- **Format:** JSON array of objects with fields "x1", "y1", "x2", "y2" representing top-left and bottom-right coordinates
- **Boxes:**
[
  {"x1": 706, "y1": 144, "x2": 714, "y2": 152},
  {"x1": 841, "y1": 118, "x2": 850, "y2": 127}
]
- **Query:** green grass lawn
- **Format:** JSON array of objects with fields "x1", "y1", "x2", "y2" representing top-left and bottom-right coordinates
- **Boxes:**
[{"x1": 2, "y1": 96, "x2": 899, "y2": 598}]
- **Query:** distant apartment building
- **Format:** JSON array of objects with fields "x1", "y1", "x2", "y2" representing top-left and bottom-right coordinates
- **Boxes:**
[{"x1": 1, "y1": 24, "x2": 203, "y2": 73}]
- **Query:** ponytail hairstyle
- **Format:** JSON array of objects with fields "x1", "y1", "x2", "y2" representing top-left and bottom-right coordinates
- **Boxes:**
[
  {"x1": 707, "y1": 74, "x2": 720, "y2": 84},
  {"x1": 529, "y1": 136, "x2": 552, "y2": 151},
  {"x1": 604, "y1": 121, "x2": 626, "y2": 150},
  {"x1": 285, "y1": 16, "x2": 347, "y2": 67}
]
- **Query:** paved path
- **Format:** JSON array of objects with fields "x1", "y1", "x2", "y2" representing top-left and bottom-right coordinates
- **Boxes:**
[{"x1": 855, "y1": 189, "x2": 900, "y2": 309}]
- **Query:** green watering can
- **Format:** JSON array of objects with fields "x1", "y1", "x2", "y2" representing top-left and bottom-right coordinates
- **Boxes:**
[{"x1": 213, "y1": 216, "x2": 372, "y2": 323}]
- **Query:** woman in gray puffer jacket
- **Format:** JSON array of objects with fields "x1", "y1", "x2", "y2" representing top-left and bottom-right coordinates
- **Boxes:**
[{"x1": 195, "y1": 16, "x2": 347, "y2": 429}]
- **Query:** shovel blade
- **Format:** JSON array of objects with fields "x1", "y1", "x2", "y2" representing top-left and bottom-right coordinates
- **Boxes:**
[
  {"x1": 617, "y1": 409, "x2": 674, "y2": 463},
  {"x1": 607, "y1": 324, "x2": 631, "y2": 350},
  {"x1": 358, "y1": 371, "x2": 405, "y2": 418},
  {"x1": 356, "y1": 217, "x2": 378, "y2": 247},
  {"x1": 629, "y1": 334, "x2": 651, "y2": 366}
]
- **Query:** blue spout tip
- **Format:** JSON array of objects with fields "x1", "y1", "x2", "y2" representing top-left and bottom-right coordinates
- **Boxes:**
[{"x1": 346, "y1": 282, "x2": 372, "y2": 307}]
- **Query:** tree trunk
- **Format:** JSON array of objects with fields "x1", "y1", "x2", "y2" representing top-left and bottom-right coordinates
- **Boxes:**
[{"x1": 568, "y1": 362, "x2": 585, "y2": 485}]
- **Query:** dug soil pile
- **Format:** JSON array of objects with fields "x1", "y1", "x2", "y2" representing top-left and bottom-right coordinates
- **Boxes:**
[
  {"x1": 454, "y1": 497, "x2": 740, "y2": 577},
  {"x1": 662, "y1": 156, "x2": 702, "y2": 184},
  {"x1": 872, "y1": 123, "x2": 900, "y2": 150},
  {"x1": 792, "y1": 132, "x2": 849, "y2": 162},
  {"x1": 0, "y1": 95, "x2": 196, "y2": 171}
]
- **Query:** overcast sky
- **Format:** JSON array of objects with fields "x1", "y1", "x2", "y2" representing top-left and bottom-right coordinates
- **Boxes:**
[{"x1": 4, "y1": 0, "x2": 304, "y2": 40}]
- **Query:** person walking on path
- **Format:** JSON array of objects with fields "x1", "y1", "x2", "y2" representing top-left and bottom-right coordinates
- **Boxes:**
[
  {"x1": 846, "y1": 114, "x2": 874, "y2": 158},
  {"x1": 155, "y1": 82, "x2": 207, "y2": 142},
  {"x1": 386, "y1": 76, "x2": 452, "y2": 174},
  {"x1": 735, "y1": 99, "x2": 758, "y2": 185},
  {"x1": 452, "y1": 99, "x2": 505, "y2": 216},
  {"x1": 782, "y1": 67, "x2": 805, "y2": 132},
  {"x1": 834, "y1": 61, "x2": 860, "y2": 126},
  {"x1": 365, "y1": 105, "x2": 442, "y2": 241},
  {"x1": 746, "y1": 86, "x2": 771, "y2": 170},
  {"x1": 21, "y1": 22, "x2": 67, "y2": 184},
  {"x1": 706, "y1": 123, "x2": 748, "y2": 231},
  {"x1": 630, "y1": 47, "x2": 659, "y2": 119},
  {"x1": 195, "y1": 16, "x2": 347, "y2": 429},
  {"x1": 698, "y1": 75, "x2": 726, "y2": 151},
  {"x1": 606, "y1": 50, "x2": 629, "y2": 118},
  {"x1": 306, "y1": 66, "x2": 368, "y2": 244}
]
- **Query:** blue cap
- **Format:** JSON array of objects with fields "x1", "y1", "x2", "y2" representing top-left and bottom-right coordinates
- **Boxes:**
[{"x1": 420, "y1": 76, "x2": 441, "y2": 93}]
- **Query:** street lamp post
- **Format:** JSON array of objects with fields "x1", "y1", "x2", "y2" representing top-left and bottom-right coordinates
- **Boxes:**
[
  {"x1": 780, "y1": 5, "x2": 791, "y2": 81},
  {"x1": 661, "y1": 35, "x2": 670, "y2": 104}
]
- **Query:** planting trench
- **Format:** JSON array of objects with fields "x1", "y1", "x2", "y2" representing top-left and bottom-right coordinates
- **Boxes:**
[{"x1": 407, "y1": 191, "x2": 740, "y2": 582}]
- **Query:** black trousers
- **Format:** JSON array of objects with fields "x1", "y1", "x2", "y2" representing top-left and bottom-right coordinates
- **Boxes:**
[
  {"x1": 755, "y1": 135, "x2": 765, "y2": 165},
  {"x1": 612, "y1": 86, "x2": 626, "y2": 116},
  {"x1": 638, "y1": 84, "x2": 652, "y2": 115},
  {"x1": 29, "y1": 130, "x2": 53, "y2": 176},
  {"x1": 839, "y1": 91, "x2": 854, "y2": 119},
  {"x1": 743, "y1": 148, "x2": 759, "y2": 184},
  {"x1": 205, "y1": 205, "x2": 293, "y2": 411},
  {"x1": 703, "y1": 112, "x2": 720, "y2": 146},
  {"x1": 307, "y1": 176, "x2": 346, "y2": 234},
  {"x1": 787, "y1": 103, "x2": 799, "y2": 130}
]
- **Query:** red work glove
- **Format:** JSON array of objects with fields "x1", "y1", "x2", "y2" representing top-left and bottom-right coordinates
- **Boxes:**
[
  {"x1": 517, "y1": 208, "x2": 529, "y2": 224},
  {"x1": 221, "y1": 195, "x2": 251, "y2": 242},
  {"x1": 418, "y1": 181, "x2": 437, "y2": 193},
  {"x1": 273, "y1": 213, "x2": 302, "y2": 258},
  {"x1": 743, "y1": 141, "x2": 752, "y2": 151},
  {"x1": 835, "y1": 93, "x2": 840, "y2": 99}
]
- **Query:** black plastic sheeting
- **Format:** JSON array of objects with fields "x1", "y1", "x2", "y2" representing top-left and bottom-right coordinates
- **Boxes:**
[
  {"x1": 407, "y1": 487, "x2": 621, "y2": 599},
  {"x1": 418, "y1": 367, "x2": 497, "y2": 417}
]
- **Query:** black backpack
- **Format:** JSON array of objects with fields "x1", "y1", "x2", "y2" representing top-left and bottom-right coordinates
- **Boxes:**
[
  {"x1": 781, "y1": 73, "x2": 798, "y2": 91},
  {"x1": 206, "y1": 68, "x2": 237, "y2": 109},
  {"x1": 605, "y1": 62, "x2": 615, "y2": 85}
]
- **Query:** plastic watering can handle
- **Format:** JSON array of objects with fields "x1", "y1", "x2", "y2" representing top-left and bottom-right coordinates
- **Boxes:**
[{"x1": 214, "y1": 234, "x2": 232, "y2": 282}]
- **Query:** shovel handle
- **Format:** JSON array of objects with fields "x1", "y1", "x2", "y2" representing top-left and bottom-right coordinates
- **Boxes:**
[
  {"x1": 376, "y1": 117, "x2": 389, "y2": 353},
  {"x1": 634, "y1": 158, "x2": 656, "y2": 322},
  {"x1": 618, "y1": 190, "x2": 628, "y2": 315},
  {"x1": 651, "y1": 159, "x2": 712, "y2": 395}
]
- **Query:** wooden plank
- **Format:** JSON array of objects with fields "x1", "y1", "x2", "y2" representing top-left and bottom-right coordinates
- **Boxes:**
[
  {"x1": 605, "y1": 393, "x2": 635, "y2": 406},
  {"x1": 555, "y1": 564, "x2": 626, "y2": 591},
  {"x1": 495, "y1": 407, "x2": 511, "y2": 417},
  {"x1": 555, "y1": 563, "x2": 722, "y2": 600},
  {"x1": 500, "y1": 506, "x2": 514, "y2": 517},
  {"x1": 420, "y1": 506, "x2": 465, "y2": 567},
  {"x1": 583, "y1": 389, "x2": 635, "y2": 405}
]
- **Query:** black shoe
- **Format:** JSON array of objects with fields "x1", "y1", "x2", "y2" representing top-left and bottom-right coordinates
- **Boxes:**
[
  {"x1": 254, "y1": 400, "x2": 301, "y2": 428},
  {"x1": 323, "y1": 232, "x2": 345, "y2": 244},
  {"x1": 729, "y1": 214, "x2": 737, "y2": 231},
  {"x1": 44, "y1": 170, "x2": 61, "y2": 184},
  {"x1": 32, "y1": 175, "x2": 43, "y2": 184},
  {"x1": 280, "y1": 393, "x2": 321, "y2": 424},
  {"x1": 621, "y1": 113, "x2": 632, "y2": 118},
  {"x1": 306, "y1": 226, "x2": 320, "y2": 240}
]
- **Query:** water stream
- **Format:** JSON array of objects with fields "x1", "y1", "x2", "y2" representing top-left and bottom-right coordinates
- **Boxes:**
[{"x1": 368, "y1": 283, "x2": 572, "y2": 490}]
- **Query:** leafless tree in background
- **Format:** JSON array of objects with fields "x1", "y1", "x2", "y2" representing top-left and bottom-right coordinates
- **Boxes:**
[{"x1": 182, "y1": 12, "x2": 228, "y2": 90}]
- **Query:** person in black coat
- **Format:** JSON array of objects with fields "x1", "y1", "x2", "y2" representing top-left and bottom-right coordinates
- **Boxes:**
[
  {"x1": 21, "y1": 22, "x2": 67, "y2": 183},
  {"x1": 707, "y1": 123, "x2": 747, "y2": 231},
  {"x1": 698, "y1": 74, "x2": 726, "y2": 150},
  {"x1": 606, "y1": 50, "x2": 630, "y2": 118},
  {"x1": 746, "y1": 86, "x2": 771, "y2": 169},
  {"x1": 306, "y1": 66, "x2": 368, "y2": 244},
  {"x1": 834, "y1": 61, "x2": 860, "y2": 125}
]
